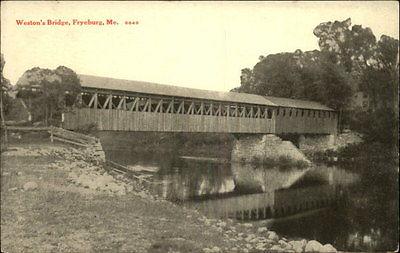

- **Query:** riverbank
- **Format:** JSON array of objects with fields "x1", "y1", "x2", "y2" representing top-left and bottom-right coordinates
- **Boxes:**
[{"x1": 1, "y1": 141, "x2": 337, "y2": 253}]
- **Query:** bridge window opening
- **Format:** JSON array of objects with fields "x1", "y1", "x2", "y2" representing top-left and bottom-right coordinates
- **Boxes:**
[
  {"x1": 194, "y1": 103, "x2": 202, "y2": 115},
  {"x1": 126, "y1": 97, "x2": 135, "y2": 110},
  {"x1": 307, "y1": 110, "x2": 311, "y2": 117},
  {"x1": 81, "y1": 92, "x2": 92, "y2": 107},
  {"x1": 313, "y1": 111, "x2": 316, "y2": 118},
  {"x1": 221, "y1": 105, "x2": 227, "y2": 116},
  {"x1": 150, "y1": 101, "x2": 156, "y2": 112},
  {"x1": 229, "y1": 105, "x2": 236, "y2": 117},
  {"x1": 247, "y1": 107, "x2": 251, "y2": 118},
  {"x1": 295, "y1": 109, "x2": 299, "y2": 117},
  {"x1": 212, "y1": 104, "x2": 218, "y2": 116},
  {"x1": 263, "y1": 107, "x2": 268, "y2": 118},
  {"x1": 138, "y1": 97, "x2": 147, "y2": 112},
  {"x1": 113, "y1": 96, "x2": 122, "y2": 109},
  {"x1": 162, "y1": 100, "x2": 169, "y2": 112},
  {"x1": 97, "y1": 94, "x2": 107, "y2": 109},
  {"x1": 276, "y1": 108, "x2": 280, "y2": 116},
  {"x1": 282, "y1": 108, "x2": 286, "y2": 117},
  {"x1": 242, "y1": 107, "x2": 247, "y2": 117},
  {"x1": 267, "y1": 109, "x2": 273, "y2": 119},
  {"x1": 183, "y1": 102, "x2": 190, "y2": 114},
  {"x1": 254, "y1": 106, "x2": 260, "y2": 118},
  {"x1": 289, "y1": 109, "x2": 292, "y2": 117},
  {"x1": 167, "y1": 100, "x2": 175, "y2": 113},
  {"x1": 301, "y1": 110, "x2": 304, "y2": 117},
  {"x1": 260, "y1": 108, "x2": 265, "y2": 118},
  {"x1": 245, "y1": 106, "x2": 252, "y2": 118},
  {"x1": 240, "y1": 106, "x2": 246, "y2": 117},
  {"x1": 174, "y1": 101, "x2": 182, "y2": 113},
  {"x1": 204, "y1": 104, "x2": 211, "y2": 115}
]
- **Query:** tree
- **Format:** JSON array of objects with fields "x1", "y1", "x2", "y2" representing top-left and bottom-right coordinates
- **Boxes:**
[
  {"x1": 16, "y1": 66, "x2": 81, "y2": 125},
  {"x1": 1, "y1": 54, "x2": 13, "y2": 145},
  {"x1": 233, "y1": 18, "x2": 398, "y2": 143},
  {"x1": 1, "y1": 55, "x2": 13, "y2": 118},
  {"x1": 234, "y1": 49, "x2": 353, "y2": 111}
]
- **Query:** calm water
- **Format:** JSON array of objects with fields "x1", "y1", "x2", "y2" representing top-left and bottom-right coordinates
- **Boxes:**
[{"x1": 107, "y1": 150, "x2": 398, "y2": 251}]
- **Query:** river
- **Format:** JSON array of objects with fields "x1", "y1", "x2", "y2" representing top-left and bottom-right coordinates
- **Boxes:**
[{"x1": 106, "y1": 149, "x2": 398, "y2": 251}]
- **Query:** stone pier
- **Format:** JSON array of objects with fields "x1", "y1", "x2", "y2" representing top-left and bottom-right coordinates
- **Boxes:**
[
  {"x1": 297, "y1": 134, "x2": 336, "y2": 153},
  {"x1": 231, "y1": 134, "x2": 311, "y2": 164}
]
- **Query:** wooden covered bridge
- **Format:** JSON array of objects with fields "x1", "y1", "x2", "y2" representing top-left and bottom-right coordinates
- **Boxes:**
[{"x1": 63, "y1": 75, "x2": 338, "y2": 135}]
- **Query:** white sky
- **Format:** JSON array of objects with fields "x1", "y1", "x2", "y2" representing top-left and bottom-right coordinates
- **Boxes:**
[{"x1": 1, "y1": 1, "x2": 399, "y2": 91}]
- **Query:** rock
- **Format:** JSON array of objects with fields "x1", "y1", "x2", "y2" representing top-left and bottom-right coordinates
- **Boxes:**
[
  {"x1": 231, "y1": 247, "x2": 238, "y2": 252},
  {"x1": 270, "y1": 245, "x2": 284, "y2": 252},
  {"x1": 203, "y1": 248, "x2": 212, "y2": 253},
  {"x1": 244, "y1": 234, "x2": 256, "y2": 242},
  {"x1": 321, "y1": 244, "x2": 337, "y2": 252},
  {"x1": 204, "y1": 218, "x2": 212, "y2": 226},
  {"x1": 216, "y1": 221, "x2": 226, "y2": 227},
  {"x1": 257, "y1": 227, "x2": 268, "y2": 233},
  {"x1": 305, "y1": 240, "x2": 324, "y2": 252},
  {"x1": 289, "y1": 240, "x2": 307, "y2": 253},
  {"x1": 242, "y1": 223, "x2": 253, "y2": 228},
  {"x1": 257, "y1": 237, "x2": 267, "y2": 243},
  {"x1": 249, "y1": 238, "x2": 259, "y2": 243},
  {"x1": 267, "y1": 231, "x2": 279, "y2": 241},
  {"x1": 211, "y1": 246, "x2": 221, "y2": 252},
  {"x1": 8, "y1": 187, "x2": 18, "y2": 192},
  {"x1": 17, "y1": 171, "x2": 23, "y2": 176},
  {"x1": 23, "y1": 181, "x2": 38, "y2": 191},
  {"x1": 279, "y1": 239, "x2": 292, "y2": 250},
  {"x1": 255, "y1": 242, "x2": 267, "y2": 250}
]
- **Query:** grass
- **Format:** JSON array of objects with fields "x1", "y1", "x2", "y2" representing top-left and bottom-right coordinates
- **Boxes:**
[{"x1": 0, "y1": 142, "x2": 238, "y2": 253}]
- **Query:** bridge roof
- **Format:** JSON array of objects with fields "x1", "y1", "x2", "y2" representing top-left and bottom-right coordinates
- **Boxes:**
[
  {"x1": 78, "y1": 74, "x2": 275, "y2": 106},
  {"x1": 264, "y1": 96, "x2": 334, "y2": 111},
  {"x1": 78, "y1": 74, "x2": 334, "y2": 111}
]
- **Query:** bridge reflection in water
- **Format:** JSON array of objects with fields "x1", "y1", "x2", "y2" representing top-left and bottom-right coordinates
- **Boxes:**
[{"x1": 148, "y1": 160, "x2": 359, "y2": 221}]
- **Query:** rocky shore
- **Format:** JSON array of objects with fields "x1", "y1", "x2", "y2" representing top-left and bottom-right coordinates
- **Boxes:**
[{"x1": 1, "y1": 143, "x2": 337, "y2": 253}]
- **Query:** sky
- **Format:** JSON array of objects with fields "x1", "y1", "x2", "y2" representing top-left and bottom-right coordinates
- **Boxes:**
[{"x1": 1, "y1": 1, "x2": 399, "y2": 92}]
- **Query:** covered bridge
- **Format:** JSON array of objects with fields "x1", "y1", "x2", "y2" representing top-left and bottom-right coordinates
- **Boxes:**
[{"x1": 63, "y1": 74, "x2": 337, "y2": 135}]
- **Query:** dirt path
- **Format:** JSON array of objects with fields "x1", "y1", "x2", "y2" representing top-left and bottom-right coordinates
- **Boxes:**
[{"x1": 1, "y1": 143, "x2": 336, "y2": 253}]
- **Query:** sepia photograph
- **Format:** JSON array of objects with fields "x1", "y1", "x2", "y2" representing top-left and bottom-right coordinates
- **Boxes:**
[{"x1": 1, "y1": 1, "x2": 399, "y2": 252}]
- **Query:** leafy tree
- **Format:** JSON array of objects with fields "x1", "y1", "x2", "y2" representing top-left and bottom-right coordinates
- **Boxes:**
[
  {"x1": 234, "y1": 50, "x2": 353, "y2": 111},
  {"x1": 1, "y1": 54, "x2": 13, "y2": 120},
  {"x1": 234, "y1": 18, "x2": 398, "y2": 146},
  {"x1": 16, "y1": 66, "x2": 81, "y2": 125}
]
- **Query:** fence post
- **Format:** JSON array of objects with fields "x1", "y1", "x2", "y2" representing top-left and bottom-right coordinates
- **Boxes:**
[{"x1": 50, "y1": 127, "x2": 53, "y2": 143}]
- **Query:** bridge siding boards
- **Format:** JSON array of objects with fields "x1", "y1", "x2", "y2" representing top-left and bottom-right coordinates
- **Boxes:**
[
  {"x1": 65, "y1": 108, "x2": 274, "y2": 133},
  {"x1": 65, "y1": 75, "x2": 338, "y2": 134},
  {"x1": 274, "y1": 108, "x2": 337, "y2": 134},
  {"x1": 64, "y1": 107, "x2": 336, "y2": 134}
]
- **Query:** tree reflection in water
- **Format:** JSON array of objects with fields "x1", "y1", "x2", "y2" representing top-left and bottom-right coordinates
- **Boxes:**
[{"x1": 106, "y1": 149, "x2": 398, "y2": 251}]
